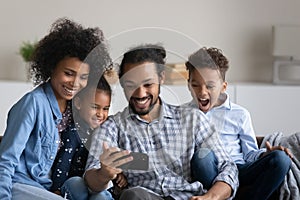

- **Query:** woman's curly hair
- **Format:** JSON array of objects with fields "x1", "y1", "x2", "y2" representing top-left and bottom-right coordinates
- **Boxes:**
[
  {"x1": 185, "y1": 47, "x2": 229, "y2": 81},
  {"x1": 30, "y1": 17, "x2": 111, "y2": 85}
]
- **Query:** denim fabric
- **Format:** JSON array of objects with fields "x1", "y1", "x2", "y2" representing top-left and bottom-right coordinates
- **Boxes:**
[
  {"x1": 0, "y1": 82, "x2": 62, "y2": 200},
  {"x1": 191, "y1": 148, "x2": 218, "y2": 189},
  {"x1": 12, "y1": 183, "x2": 64, "y2": 200},
  {"x1": 61, "y1": 176, "x2": 113, "y2": 200},
  {"x1": 235, "y1": 150, "x2": 291, "y2": 200}
]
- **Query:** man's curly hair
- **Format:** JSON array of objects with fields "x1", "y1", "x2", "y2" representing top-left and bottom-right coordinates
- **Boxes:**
[
  {"x1": 30, "y1": 17, "x2": 111, "y2": 85},
  {"x1": 185, "y1": 47, "x2": 229, "y2": 81}
]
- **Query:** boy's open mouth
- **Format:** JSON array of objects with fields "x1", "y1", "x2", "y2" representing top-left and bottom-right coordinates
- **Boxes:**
[{"x1": 199, "y1": 98, "x2": 209, "y2": 107}]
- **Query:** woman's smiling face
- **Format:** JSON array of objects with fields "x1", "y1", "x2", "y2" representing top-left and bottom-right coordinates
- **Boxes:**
[{"x1": 50, "y1": 57, "x2": 90, "y2": 110}]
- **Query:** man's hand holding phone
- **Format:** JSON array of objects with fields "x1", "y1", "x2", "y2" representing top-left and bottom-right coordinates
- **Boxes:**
[
  {"x1": 99, "y1": 142, "x2": 133, "y2": 180},
  {"x1": 99, "y1": 142, "x2": 149, "y2": 181}
]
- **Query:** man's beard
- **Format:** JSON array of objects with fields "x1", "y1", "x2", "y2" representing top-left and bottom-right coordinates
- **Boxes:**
[{"x1": 129, "y1": 87, "x2": 160, "y2": 116}]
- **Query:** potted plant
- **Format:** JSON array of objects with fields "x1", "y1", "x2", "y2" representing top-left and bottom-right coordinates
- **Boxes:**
[
  {"x1": 19, "y1": 41, "x2": 37, "y2": 62},
  {"x1": 19, "y1": 40, "x2": 37, "y2": 81}
]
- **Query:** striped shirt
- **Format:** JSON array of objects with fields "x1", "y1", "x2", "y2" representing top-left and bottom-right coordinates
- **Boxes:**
[
  {"x1": 86, "y1": 99, "x2": 238, "y2": 199},
  {"x1": 186, "y1": 93, "x2": 265, "y2": 164}
]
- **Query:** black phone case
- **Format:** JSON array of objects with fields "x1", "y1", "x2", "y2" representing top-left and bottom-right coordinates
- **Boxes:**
[{"x1": 119, "y1": 152, "x2": 149, "y2": 171}]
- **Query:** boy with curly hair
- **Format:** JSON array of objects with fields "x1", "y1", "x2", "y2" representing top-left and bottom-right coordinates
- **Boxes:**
[{"x1": 186, "y1": 47, "x2": 292, "y2": 200}]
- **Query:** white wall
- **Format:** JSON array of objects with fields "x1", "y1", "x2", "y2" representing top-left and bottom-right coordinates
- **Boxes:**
[
  {"x1": 1, "y1": 0, "x2": 300, "y2": 82},
  {"x1": 0, "y1": 81, "x2": 33, "y2": 135}
]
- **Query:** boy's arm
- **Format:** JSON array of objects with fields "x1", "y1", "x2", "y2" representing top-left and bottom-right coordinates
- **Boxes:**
[{"x1": 239, "y1": 109, "x2": 266, "y2": 161}]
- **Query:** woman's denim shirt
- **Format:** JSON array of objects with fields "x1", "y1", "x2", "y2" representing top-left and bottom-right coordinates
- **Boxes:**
[{"x1": 0, "y1": 82, "x2": 62, "y2": 200}]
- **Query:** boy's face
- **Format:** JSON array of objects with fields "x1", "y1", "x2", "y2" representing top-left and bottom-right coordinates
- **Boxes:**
[
  {"x1": 188, "y1": 67, "x2": 227, "y2": 113},
  {"x1": 121, "y1": 62, "x2": 164, "y2": 117},
  {"x1": 75, "y1": 88, "x2": 111, "y2": 129}
]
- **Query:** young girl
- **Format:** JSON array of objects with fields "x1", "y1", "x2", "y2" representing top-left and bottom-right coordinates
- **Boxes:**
[
  {"x1": 51, "y1": 74, "x2": 126, "y2": 200},
  {"x1": 0, "y1": 18, "x2": 110, "y2": 200}
]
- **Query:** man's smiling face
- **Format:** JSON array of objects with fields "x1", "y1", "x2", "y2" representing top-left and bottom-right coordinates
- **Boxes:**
[{"x1": 121, "y1": 61, "x2": 162, "y2": 117}]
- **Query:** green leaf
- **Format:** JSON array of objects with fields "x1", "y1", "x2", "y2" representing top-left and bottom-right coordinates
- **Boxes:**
[{"x1": 19, "y1": 41, "x2": 37, "y2": 62}]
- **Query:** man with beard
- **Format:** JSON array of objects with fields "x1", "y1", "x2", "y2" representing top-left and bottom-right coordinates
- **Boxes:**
[{"x1": 84, "y1": 44, "x2": 239, "y2": 200}]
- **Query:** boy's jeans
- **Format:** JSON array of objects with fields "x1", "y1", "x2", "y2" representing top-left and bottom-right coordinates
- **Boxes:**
[
  {"x1": 191, "y1": 148, "x2": 291, "y2": 200},
  {"x1": 61, "y1": 176, "x2": 113, "y2": 200},
  {"x1": 236, "y1": 150, "x2": 291, "y2": 200},
  {"x1": 191, "y1": 148, "x2": 218, "y2": 189}
]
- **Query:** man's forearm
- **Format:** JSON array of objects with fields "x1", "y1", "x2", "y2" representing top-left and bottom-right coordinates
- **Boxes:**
[
  {"x1": 205, "y1": 181, "x2": 232, "y2": 200},
  {"x1": 84, "y1": 168, "x2": 111, "y2": 192}
]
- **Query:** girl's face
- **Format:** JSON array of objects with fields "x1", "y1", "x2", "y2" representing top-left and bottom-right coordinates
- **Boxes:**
[
  {"x1": 50, "y1": 57, "x2": 90, "y2": 110},
  {"x1": 188, "y1": 67, "x2": 227, "y2": 113},
  {"x1": 75, "y1": 89, "x2": 111, "y2": 129}
]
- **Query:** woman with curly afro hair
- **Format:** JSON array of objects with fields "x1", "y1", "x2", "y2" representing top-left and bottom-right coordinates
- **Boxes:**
[{"x1": 0, "y1": 17, "x2": 112, "y2": 200}]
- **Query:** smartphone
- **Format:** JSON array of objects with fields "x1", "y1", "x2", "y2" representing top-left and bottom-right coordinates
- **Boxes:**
[{"x1": 115, "y1": 152, "x2": 149, "y2": 171}]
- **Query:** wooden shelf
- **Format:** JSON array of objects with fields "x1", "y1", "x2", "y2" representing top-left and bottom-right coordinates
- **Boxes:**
[{"x1": 165, "y1": 63, "x2": 188, "y2": 85}]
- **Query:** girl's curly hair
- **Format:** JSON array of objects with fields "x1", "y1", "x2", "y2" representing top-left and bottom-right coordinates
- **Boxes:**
[
  {"x1": 185, "y1": 47, "x2": 229, "y2": 81},
  {"x1": 30, "y1": 17, "x2": 111, "y2": 85}
]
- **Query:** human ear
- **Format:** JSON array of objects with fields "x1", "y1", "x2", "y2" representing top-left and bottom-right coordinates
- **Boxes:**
[
  {"x1": 159, "y1": 71, "x2": 165, "y2": 84},
  {"x1": 222, "y1": 81, "x2": 228, "y2": 93},
  {"x1": 187, "y1": 80, "x2": 192, "y2": 92},
  {"x1": 74, "y1": 96, "x2": 81, "y2": 110}
]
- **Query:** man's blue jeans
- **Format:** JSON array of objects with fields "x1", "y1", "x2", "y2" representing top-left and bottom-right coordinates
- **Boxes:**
[{"x1": 61, "y1": 176, "x2": 113, "y2": 200}]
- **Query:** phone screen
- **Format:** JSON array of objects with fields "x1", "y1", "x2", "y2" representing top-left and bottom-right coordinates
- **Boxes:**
[{"x1": 118, "y1": 152, "x2": 149, "y2": 171}]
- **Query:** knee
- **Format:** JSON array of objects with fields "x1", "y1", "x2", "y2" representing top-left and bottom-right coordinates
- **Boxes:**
[
  {"x1": 119, "y1": 188, "x2": 151, "y2": 200},
  {"x1": 193, "y1": 148, "x2": 212, "y2": 159},
  {"x1": 61, "y1": 177, "x2": 88, "y2": 200},
  {"x1": 269, "y1": 150, "x2": 291, "y2": 171},
  {"x1": 191, "y1": 148, "x2": 216, "y2": 166},
  {"x1": 120, "y1": 188, "x2": 140, "y2": 199},
  {"x1": 90, "y1": 190, "x2": 113, "y2": 200},
  {"x1": 61, "y1": 176, "x2": 88, "y2": 195},
  {"x1": 63, "y1": 176, "x2": 86, "y2": 188}
]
